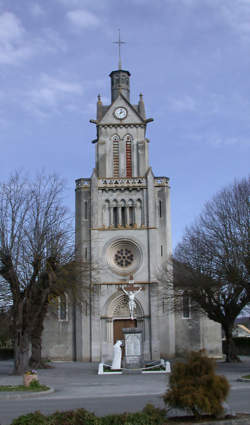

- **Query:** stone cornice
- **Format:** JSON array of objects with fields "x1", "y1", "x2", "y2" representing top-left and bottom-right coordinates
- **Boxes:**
[{"x1": 98, "y1": 123, "x2": 145, "y2": 128}]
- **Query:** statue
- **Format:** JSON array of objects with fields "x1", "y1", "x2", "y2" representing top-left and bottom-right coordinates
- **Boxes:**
[
  {"x1": 122, "y1": 276, "x2": 142, "y2": 320},
  {"x1": 111, "y1": 340, "x2": 122, "y2": 370}
]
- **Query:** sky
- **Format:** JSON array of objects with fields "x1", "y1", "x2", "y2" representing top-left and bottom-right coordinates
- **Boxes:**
[{"x1": 0, "y1": 0, "x2": 249, "y2": 249}]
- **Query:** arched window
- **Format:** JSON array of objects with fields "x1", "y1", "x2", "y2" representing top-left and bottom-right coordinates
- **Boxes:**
[
  {"x1": 125, "y1": 135, "x2": 132, "y2": 177},
  {"x1": 120, "y1": 199, "x2": 126, "y2": 227},
  {"x1": 84, "y1": 200, "x2": 88, "y2": 220},
  {"x1": 112, "y1": 135, "x2": 120, "y2": 177},
  {"x1": 135, "y1": 199, "x2": 142, "y2": 227},
  {"x1": 112, "y1": 200, "x2": 118, "y2": 228},
  {"x1": 159, "y1": 200, "x2": 162, "y2": 218},
  {"x1": 58, "y1": 293, "x2": 68, "y2": 321},
  {"x1": 128, "y1": 199, "x2": 134, "y2": 226}
]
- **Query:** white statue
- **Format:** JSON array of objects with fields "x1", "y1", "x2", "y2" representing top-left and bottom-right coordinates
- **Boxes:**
[
  {"x1": 111, "y1": 340, "x2": 122, "y2": 370},
  {"x1": 122, "y1": 286, "x2": 142, "y2": 320}
]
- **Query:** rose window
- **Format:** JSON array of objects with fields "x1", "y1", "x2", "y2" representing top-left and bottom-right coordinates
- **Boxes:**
[
  {"x1": 106, "y1": 238, "x2": 142, "y2": 276},
  {"x1": 114, "y1": 249, "x2": 134, "y2": 267}
]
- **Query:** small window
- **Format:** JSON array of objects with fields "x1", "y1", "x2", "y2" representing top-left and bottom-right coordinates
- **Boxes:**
[
  {"x1": 113, "y1": 207, "x2": 118, "y2": 228},
  {"x1": 58, "y1": 294, "x2": 68, "y2": 321},
  {"x1": 121, "y1": 206, "x2": 126, "y2": 227},
  {"x1": 182, "y1": 293, "x2": 191, "y2": 319},
  {"x1": 84, "y1": 201, "x2": 88, "y2": 220},
  {"x1": 85, "y1": 247, "x2": 88, "y2": 259},
  {"x1": 159, "y1": 200, "x2": 162, "y2": 218},
  {"x1": 126, "y1": 135, "x2": 132, "y2": 177},
  {"x1": 129, "y1": 206, "x2": 134, "y2": 226},
  {"x1": 113, "y1": 135, "x2": 120, "y2": 178},
  {"x1": 161, "y1": 245, "x2": 163, "y2": 256}
]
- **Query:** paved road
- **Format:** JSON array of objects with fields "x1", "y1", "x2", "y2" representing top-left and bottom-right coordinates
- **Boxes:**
[{"x1": 0, "y1": 359, "x2": 249, "y2": 425}]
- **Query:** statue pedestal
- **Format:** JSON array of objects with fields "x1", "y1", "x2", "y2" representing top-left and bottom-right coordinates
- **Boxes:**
[{"x1": 123, "y1": 327, "x2": 143, "y2": 369}]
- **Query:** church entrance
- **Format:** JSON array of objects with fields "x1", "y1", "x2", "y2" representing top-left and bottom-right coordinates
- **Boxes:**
[{"x1": 113, "y1": 319, "x2": 137, "y2": 357}]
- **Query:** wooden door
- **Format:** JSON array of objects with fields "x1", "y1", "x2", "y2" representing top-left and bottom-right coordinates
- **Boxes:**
[{"x1": 113, "y1": 319, "x2": 137, "y2": 357}]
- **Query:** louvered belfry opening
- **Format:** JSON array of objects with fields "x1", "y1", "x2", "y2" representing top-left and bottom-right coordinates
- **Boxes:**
[
  {"x1": 113, "y1": 135, "x2": 120, "y2": 177},
  {"x1": 126, "y1": 136, "x2": 132, "y2": 177}
]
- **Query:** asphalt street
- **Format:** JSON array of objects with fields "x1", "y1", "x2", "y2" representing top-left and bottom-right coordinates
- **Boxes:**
[{"x1": 0, "y1": 358, "x2": 249, "y2": 425}]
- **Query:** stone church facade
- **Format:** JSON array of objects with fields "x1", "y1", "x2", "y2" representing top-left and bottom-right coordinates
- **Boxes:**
[{"x1": 42, "y1": 66, "x2": 222, "y2": 362}]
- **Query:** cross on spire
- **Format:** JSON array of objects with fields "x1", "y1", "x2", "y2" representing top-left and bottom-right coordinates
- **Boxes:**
[{"x1": 113, "y1": 29, "x2": 126, "y2": 70}]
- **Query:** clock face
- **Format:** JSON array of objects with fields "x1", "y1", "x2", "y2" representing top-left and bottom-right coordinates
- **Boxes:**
[{"x1": 114, "y1": 107, "x2": 127, "y2": 120}]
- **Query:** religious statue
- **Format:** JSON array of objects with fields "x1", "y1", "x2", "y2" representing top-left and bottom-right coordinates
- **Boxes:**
[
  {"x1": 122, "y1": 275, "x2": 142, "y2": 320},
  {"x1": 111, "y1": 340, "x2": 122, "y2": 370}
]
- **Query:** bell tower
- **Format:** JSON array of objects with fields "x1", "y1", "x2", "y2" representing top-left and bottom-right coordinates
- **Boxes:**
[
  {"x1": 75, "y1": 58, "x2": 175, "y2": 363},
  {"x1": 41, "y1": 36, "x2": 222, "y2": 364}
]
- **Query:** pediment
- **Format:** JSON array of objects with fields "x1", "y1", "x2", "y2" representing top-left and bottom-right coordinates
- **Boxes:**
[{"x1": 99, "y1": 93, "x2": 144, "y2": 125}]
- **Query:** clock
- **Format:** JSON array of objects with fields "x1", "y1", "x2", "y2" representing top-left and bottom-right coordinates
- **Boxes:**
[{"x1": 114, "y1": 107, "x2": 127, "y2": 120}]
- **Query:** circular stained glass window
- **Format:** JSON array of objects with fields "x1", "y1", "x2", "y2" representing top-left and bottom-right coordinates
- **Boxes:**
[
  {"x1": 114, "y1": 248, "x2": 134, "y2": 267},
  {"x1": 106, "y1": 239, "x2": 142, "y2": 276}
]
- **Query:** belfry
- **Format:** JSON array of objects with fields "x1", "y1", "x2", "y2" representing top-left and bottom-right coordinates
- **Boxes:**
[
  {"x1": 42, "y1": 59, "x2": 222, "y2": 362},
  {"x1": 74, "y1": 63, "x2": 174, "y2": 362}
]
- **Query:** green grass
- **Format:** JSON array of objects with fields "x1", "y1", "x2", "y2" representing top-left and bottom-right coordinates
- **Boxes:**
[
  {"x1": 0, "y1": 384, "x2": 49, "y2": 392},
  {"x1": 103, "y1": 366, "x2": 121, "y2": 372},
  {"x1": 242, "y1": 374, "x2": 250, "y2": 379}
]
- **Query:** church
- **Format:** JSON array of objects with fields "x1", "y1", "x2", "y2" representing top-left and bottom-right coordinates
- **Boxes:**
[{"x1": 42, "y1": 61, "x2": 222, "y2": 363}]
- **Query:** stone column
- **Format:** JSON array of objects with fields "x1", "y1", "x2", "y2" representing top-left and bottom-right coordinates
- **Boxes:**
[
  {"x1": 110, "y1": 207, "x2": 114, "y2": 226},
  {"x1": 125, "y1": 207, "x2": 129, "y2": 227}
]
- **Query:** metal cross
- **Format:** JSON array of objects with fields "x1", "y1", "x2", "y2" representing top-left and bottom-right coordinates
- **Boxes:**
[{"x1": 113, "y1": 29, "x2": 126, "y2": 70}]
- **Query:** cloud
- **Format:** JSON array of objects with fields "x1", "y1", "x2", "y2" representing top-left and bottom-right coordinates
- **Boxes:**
[
  {"x1": 220, "y1": 0, "x2": 250, "y2": 40},
  {"x1": 24, "y1": 74, "x2": 83, "y2": 117},
  {"x1": 57, "y1": 0, "x2": 104, "y2": 8},
  {"x1": 166, "y1": 0, "x2": 250, "y2": 40},
  {"x1": 208, "y1": 135, "x2": 250, "y2": 148},
  {"x1": 0, "y1": 12, "x2": 34, "y2": 65},
  {"x1": 40, "y1": 28, "x2": 67, "y2": 53},
  {"x1": 29, "y1": 3, "x2": 45, "y2": 17},
  {"x1": 168, "y1": 95, "x2": 196, "y2": 112},
  {"x1": 67, "y1": 9, "x2": 100, "y2": 30},
  {"x1": 0, "y1": 11, "x2": 67, "y2": 65}
]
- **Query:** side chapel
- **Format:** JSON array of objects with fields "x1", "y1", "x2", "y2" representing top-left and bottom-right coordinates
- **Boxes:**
[{"x1": 42, "y1": 60, "x2": 222, "y2": 362}]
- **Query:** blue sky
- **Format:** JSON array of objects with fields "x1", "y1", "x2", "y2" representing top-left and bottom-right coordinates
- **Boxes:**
[{"x1": 0, "y1": 0, "x2": 249, "y2": 248}]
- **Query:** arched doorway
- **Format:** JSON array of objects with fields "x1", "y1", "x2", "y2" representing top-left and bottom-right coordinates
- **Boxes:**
[{"x1": 101, "y1": 291, "x2": 144, "y2": 362}]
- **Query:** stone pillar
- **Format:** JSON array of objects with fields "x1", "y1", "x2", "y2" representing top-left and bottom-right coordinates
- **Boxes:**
[
  {"x1": 110, "y1": 207, "x2": 114, "y2": 226},
  {"x1": 125, "y1": 207, "x2": 129, "y2": 227}
]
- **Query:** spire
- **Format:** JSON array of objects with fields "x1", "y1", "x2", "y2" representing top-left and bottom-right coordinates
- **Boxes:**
[
  {"x1": 138, "y1": 93, "x2": 146, "y2": 119},
  {"x1": 97, "y1": 94, "x2": 103, "y2": 121},
  {"x1": 113, "y1": 29, "x2": 126, "y2": 70}
]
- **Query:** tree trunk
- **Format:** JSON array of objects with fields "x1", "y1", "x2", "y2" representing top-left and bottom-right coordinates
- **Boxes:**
[
  {"x1": 14, "y1": 330, "x2": 30, "y2": 375},
  {"x1": 224, "y1": 325, "x2": 240, "y2": 362},
  {"x1": 29, "y1": 331, "x2": 42, "y2": 369},
  {"x1": 29, "y1": 302, "x2": 49, "y2": 369}
]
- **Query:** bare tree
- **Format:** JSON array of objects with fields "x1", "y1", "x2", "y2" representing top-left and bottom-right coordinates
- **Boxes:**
[
  {"x1": 161, "y1": 177, "x2": 250, "y2": 362},
  {"x1": 0, "y1": 171, "x2": 75, "y2": 374}
]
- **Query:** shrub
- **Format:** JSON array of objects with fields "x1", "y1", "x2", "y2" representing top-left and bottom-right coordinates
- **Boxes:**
[
  {"x1": 11, "y1": 406, "x2": 166, "y2": 425},
  {"x1": 48, "y1": 409, "x2": 100, "y2": 425},
  {"x1": 11, "y1": 411, "x2": 48, "y2": 425},
  {"x1": 163, "y1": 350, "x2": 230, "y2": 418},
  {"x1": 101, "y1": 405, "x2": 166, "y2": 425}
]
